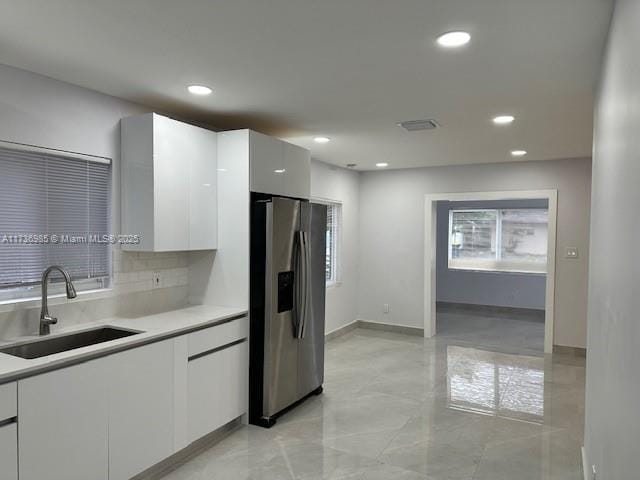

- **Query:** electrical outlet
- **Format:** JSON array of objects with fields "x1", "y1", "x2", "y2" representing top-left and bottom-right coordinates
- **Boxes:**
[
  {"x1": 565, "y1": 247, "x2": 579, "y2": 259},
  {"x1": 383, "y1": 304, "x2": 390, "y2": 314},
  {"x1": 153, "y1": 271, "x2": 163, "y2": 289}
]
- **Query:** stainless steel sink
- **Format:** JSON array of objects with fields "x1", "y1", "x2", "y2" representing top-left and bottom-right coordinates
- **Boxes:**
[{"x1": 0, "y1": 327, "x2": 142, "y2": 359}]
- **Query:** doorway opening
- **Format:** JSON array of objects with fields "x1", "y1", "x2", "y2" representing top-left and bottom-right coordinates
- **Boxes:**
[{"x1": 423, "y1": 190, "x2": 557, "y2": 353}]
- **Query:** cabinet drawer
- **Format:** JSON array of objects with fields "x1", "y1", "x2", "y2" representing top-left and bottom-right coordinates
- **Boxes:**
[
  {"x1": 187, "y1": 340, "x2": 248, "y2": 442},
  {"x1": 187, "y1": 316, "x2": 248, "y2": 357},
  {"x1": 0, "y1": 423, "x2": 17, "y2": 480},
  {"x1": 0, "y1": 382, "x2": 16, "y2": 421}
]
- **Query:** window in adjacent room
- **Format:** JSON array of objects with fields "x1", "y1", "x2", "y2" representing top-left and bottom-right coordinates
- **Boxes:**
[
  {"x1": 0, "y1": 143, "x2": 112, "y2": 302},
  {"x1": 325, "y1": 202, "x2": 342, "y2": 286},
  {"x1": 448, "y1": 208, "x2": 548, "y2": 274}
]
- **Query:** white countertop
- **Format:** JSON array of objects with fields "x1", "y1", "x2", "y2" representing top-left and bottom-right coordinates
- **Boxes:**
[{"x1": 0, "y1": 304, "x2": 247, "y2": 385}]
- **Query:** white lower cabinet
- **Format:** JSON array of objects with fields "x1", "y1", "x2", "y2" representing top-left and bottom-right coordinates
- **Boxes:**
[
  {"x1": 107, "y1": 340, "x2": 175, "y2": 480},
  {"x1": 0, "y1": 381, "x2": 17, "y2": 420},
  {"x1": 187, "y1": 340, "x2": 248, "y2": 443},
  {"x1": 18, "y1": 360, "x2": 109, "y2": 480},
  {"x1": 0, "y1": 380, "x2": 17, "y2": 480},
  {"x1": 0, "y1": 423, "x2": 18, "y2": 480},
  {"x1": 14, "y1": 318, "x2": 249, "y2": 480}
]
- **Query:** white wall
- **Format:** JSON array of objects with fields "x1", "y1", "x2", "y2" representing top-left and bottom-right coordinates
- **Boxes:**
[
  {"x1": 358, "y1": 157, "x2": 591, "y2": 348},
  {"x1": 436, "y1": 199, "x2": 547, "y2": 310},
  {"x1": 310, "y1": 161, "x2": 360, "y2": 334},
  {"x1": 584, "y1": 0, "x2": 640, "y2": 477},
  {"x1": 0, "y1": 63, "x2": 193, "y2": 338}
]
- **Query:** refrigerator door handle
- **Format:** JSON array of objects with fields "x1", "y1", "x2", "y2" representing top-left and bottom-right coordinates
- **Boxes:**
[
  {"x1": 299, "y1": 231, "x2": 312, "y2": 339},
  {"x1": 294, "y1": 230, "x2": 306, "y2": 339}
]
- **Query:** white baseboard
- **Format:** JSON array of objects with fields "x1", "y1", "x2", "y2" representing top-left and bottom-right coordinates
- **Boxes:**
[
  {"x1": 582, "y1": 446, "x2": 590, "y2": 480},
  {"x1": 357, "y1": 319, "x2": 424, "y2": 337},
  {"x1": 325, "y1": 319, "x2": 425, "y2": 340},
  {"x1": 325, "y1": 320, "x2": 359, "y2": 341}
]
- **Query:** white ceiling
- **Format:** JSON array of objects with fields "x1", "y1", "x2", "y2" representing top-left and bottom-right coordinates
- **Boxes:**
[{"x1": 0, "y1": 0, "x2": 612, "y2": 170}]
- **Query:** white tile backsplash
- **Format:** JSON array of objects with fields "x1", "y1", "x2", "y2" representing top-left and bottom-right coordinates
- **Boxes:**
[
  {"x1": 111, "y1": 250, "x2": 189, "y2": 293},
  {"x1": 0, "y1": 248, "x2": 191, "y2": 340}
]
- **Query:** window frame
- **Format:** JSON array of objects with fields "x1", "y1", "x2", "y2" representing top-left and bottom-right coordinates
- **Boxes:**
[
  {"x1": 0, "y1": 140, "x2": 113, "y2": 304},
  {"x1": 447, "y1": 208, "x2": 548, "y2": 275},
  {"x1": 323, "y1": 201, "x2": 342, "y2": 287}
]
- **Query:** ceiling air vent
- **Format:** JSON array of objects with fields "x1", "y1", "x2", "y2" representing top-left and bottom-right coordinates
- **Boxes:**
[{"x1": 397, "y1": 119, "x2": 439, "y2": 132}]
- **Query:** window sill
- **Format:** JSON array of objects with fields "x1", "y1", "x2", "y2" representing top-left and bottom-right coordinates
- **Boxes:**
[
  {"x1": 0, "y1": 287, "x2": 114, "y2": 314},
  {"x1": 447, "y1": 267, "x2": 546, "y2": 276}
]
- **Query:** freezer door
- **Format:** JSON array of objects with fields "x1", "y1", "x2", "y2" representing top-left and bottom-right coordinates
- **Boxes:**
[
  {"x1": 263, "y1": 197, "x2": 301, "y2": 417},
  {"x1": 297, "y1": 202, "x2": 327, "y2": 398}
]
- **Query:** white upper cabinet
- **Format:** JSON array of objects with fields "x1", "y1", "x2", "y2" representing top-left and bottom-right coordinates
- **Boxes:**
[
  {"x1": 282, "y1": 141, "x2": 311, "y2": 199},
  {"x1": 121, "y1": 113, "x2": 217, "y2": 251},
  {"x1": 249, "y1": 131, "x2": 284, "y2": 196},
  {"x1": 247, "y1": 130, "x2": 310, "y2": 198}
]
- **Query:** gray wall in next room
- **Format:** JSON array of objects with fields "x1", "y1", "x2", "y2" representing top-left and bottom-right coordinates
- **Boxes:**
[{"x1": 436, "y1": 199, "x2": 548, "y2": 310}]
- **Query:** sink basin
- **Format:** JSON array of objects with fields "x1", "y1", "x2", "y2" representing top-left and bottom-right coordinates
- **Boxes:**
[{"x1": 0, "y1": 327, "x2": 142, "y2": 359}]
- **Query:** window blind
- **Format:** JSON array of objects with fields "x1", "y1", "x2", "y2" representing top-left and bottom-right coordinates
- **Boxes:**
[
  {"x1": 0, "y1": 145, "x2": 111, "y2": 292},
  {"x1": 325, "y1": 203, "x2": 341, "y2": 284}
]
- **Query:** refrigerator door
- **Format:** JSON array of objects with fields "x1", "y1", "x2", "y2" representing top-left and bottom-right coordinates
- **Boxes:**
[
  {"x1": 297, "y1": 202, "x2": 327, "y2": 398},
  {"x1": 263, "y1": 197, "x2": 301, "y2": 417}
]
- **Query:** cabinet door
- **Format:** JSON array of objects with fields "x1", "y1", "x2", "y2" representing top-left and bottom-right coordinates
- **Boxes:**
[
  {"x1": 0, "y1": 423, "x2": 17, "y2": 480},
  {"x1": 282, "y1": 142, "x2": 310, "y2": 199},
  {"x1": 108, "y1": 340, "x2": 175, "y2": 480},
  {"x1": 121, "y1": 114, "x2": 155, "y2": 252},
  {"x1": 0, "y1": 381, "x2": 16, "y2": 420},
  {"x1": 154, "y1": 115, "x2": 191, "y2": 251},
  {"x1": 188, "y1": 340, "x2": 248, "y2": 442},
  {"x1": 189, "y1": 126, "x2": 218, "y2": 250},
  {"x1": 250, "y1": 131, "x2": 284, "y2": 195},
  {"x1": 18, "y1": 360, "x2": 109, "y2": 480}
]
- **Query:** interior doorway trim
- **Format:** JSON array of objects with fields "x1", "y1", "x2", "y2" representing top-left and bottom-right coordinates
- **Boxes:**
[{"x1": 423, "y1": 189, "x2": 558, "y2": 353}]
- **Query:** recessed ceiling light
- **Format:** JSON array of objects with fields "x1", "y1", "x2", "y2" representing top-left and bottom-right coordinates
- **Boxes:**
[
  {"x1": 187, "y1": 85, "x2": 213, "y2": 95},
  {"x1": 314, "y1": 136, "x2": 331, "y2": 144},
  {"x1": 511, "y1": 150, "x2": 527, "y2": 157},
  {"x1": 436, "y1": 31, "x2": 471, "y2": 48},
  {"x1": 376, "y1": 162, "x2": 389, "y2": 168},
  {"x1": 274, "y1": 169, "x2": 286, "y2": 174},
  {"x1": 493, "y1": 115, "x2": 515, "y2": 125}
]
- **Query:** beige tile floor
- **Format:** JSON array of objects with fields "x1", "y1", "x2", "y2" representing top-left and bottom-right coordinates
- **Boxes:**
[{"x1": 158, "y1": 328, "x2": 586, "y2": 480}]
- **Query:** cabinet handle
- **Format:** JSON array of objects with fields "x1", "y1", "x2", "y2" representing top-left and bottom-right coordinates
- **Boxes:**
[
  {"x1": 188, "y1": 338, "x2": 247, "y2": 362},
  {"x1": 0, "y1": 416, "x2": 17, "y2": 428}
]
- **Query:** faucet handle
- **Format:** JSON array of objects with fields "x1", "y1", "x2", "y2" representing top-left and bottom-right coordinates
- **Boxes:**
[{"x1": 42, "y1": 315, "x2": 58, "y2": 325}]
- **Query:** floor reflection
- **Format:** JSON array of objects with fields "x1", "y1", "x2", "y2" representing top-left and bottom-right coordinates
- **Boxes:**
[
  {"x1": 158, "y1": 329, "x2": 586, "y2": 480},
  {"x1": 446, "y1": 345, "x2": 544, "y2": 422}
]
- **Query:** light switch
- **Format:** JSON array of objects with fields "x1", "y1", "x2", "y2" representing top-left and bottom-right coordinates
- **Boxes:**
[
  {"x1": 153, "y1": 271, "x2": 163, "y2": 288},
  {"x1": 565, "y1": 247, "x2": 579, "y2": 259}
]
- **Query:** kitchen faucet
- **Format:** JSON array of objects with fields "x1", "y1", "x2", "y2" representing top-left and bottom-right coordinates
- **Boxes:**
[{"x1": 40, "y1": 266, "x2": 77, "y2": 335}]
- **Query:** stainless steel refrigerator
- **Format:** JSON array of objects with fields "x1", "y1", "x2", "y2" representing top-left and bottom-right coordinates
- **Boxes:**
[{"x1": 249, "y1": 194, "x2": 326, "y2": 427}]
